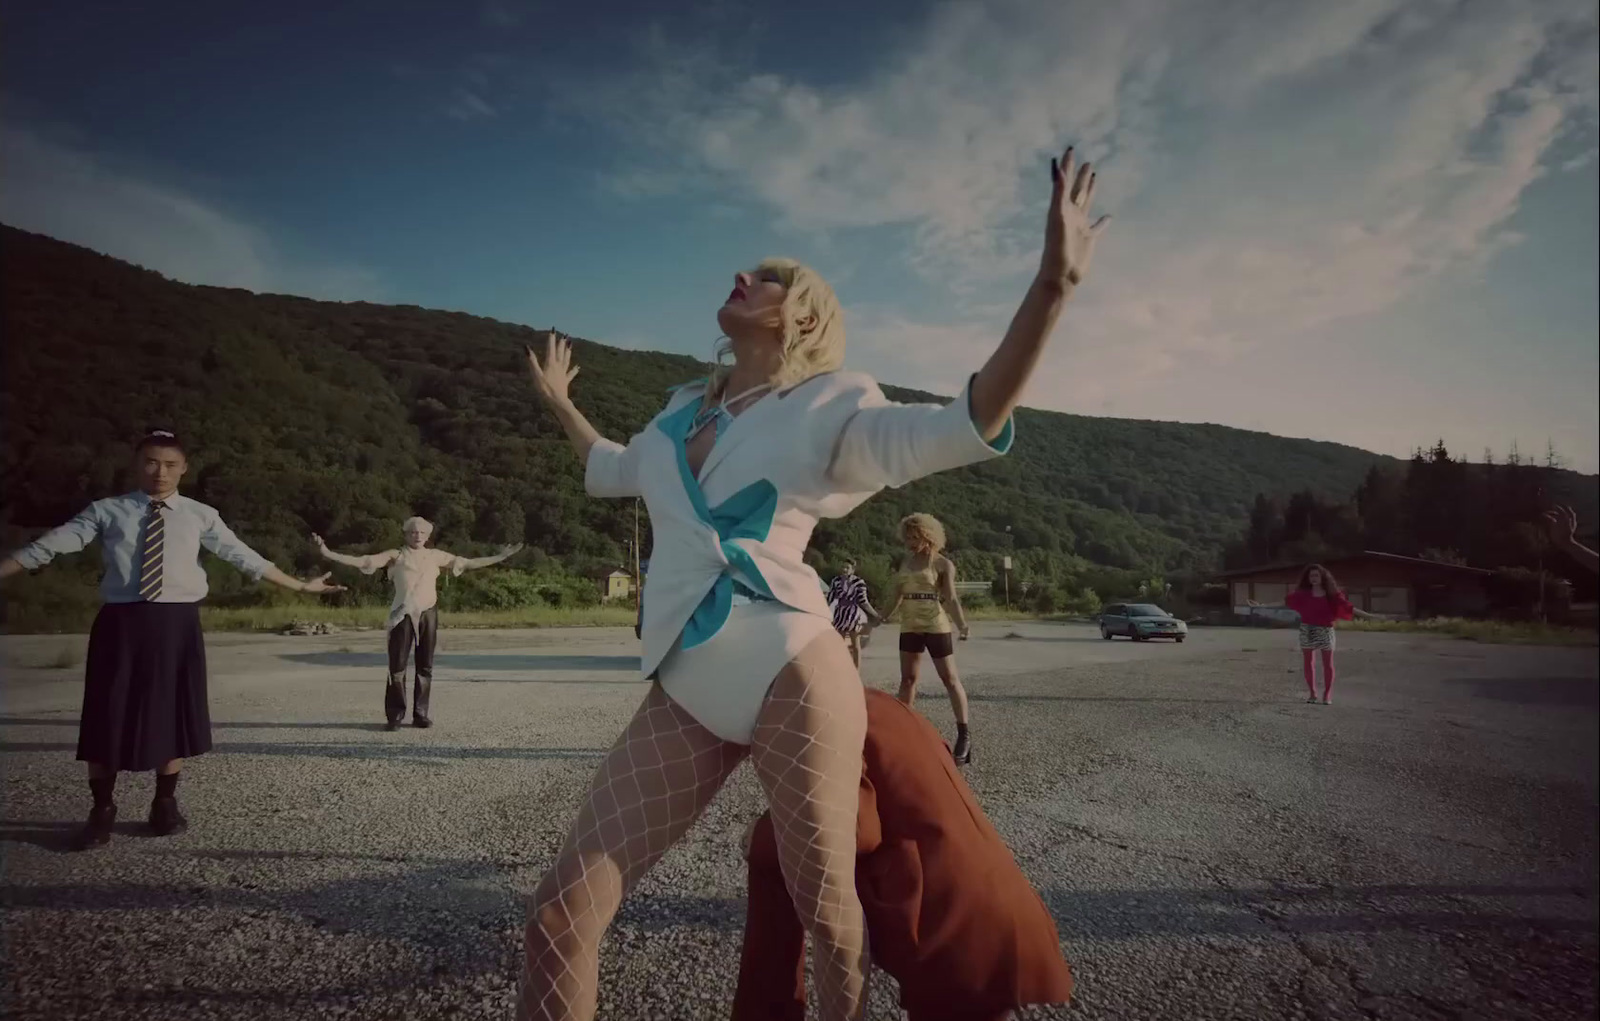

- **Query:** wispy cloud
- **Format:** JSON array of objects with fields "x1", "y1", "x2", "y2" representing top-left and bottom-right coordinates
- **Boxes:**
[
  {"x1": 441, "y1": 52, "x2": 516, "y2": 121},
  {"x1": 0, "y1": 123, "x2": 382, "y2": 301},
  {"x1": 567, "y1": 0, "x2": 1599, "y2": 406},
  {"x1": 481, "y1": 0, "x2": 530, "y2": 28},
  {"x1": 445, "y1": 87, "x2": 498, "y2": 121}
]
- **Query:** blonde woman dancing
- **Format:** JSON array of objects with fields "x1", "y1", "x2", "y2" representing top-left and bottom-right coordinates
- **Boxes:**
[{"x1": 517, "y1": 144, "x2": 1110, "y2": 1020}]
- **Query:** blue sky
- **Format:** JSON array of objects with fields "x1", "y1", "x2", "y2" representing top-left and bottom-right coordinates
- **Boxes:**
[{"x1": 4, "y1": 0, "x2": 1597, "y2": 472}]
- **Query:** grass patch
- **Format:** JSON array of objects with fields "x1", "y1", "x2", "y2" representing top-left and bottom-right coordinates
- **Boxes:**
[{"x1": 1345, "y1": 616, "x2": 1598, "y2": 647}]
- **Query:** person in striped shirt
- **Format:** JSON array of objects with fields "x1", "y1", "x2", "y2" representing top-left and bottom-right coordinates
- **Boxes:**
[
  {"x1": 0, "y1": 429, "x2": 344, "y2": 849},
  {"x1": 826, "y1": 558, "x2": 881, "y2": 668}
]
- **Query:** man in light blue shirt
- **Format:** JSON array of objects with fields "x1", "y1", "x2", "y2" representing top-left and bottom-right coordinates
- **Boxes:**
[{"x1": 0, "y1": 429, "x2": 344, "y2": 849}]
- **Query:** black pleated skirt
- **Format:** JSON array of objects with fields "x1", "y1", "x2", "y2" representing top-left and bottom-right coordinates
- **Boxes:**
[{"x1": 77, "y1": 602, "x2": 211, "y2": 772}]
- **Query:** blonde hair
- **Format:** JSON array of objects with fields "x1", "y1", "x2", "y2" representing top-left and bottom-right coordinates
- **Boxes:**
[
  {"x1": 402, "y1": 516, "x2": 434, "y2": 534},
  {"x1": 712, "y1": 257, "x2": 845, "y2": 393},
  {"x1": 899, "y1": 513, "x2": 947, "y2": 555}
]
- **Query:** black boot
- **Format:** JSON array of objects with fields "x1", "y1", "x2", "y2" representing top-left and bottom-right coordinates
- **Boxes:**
[
  {"x1": 74, "y1": 776, "x2": 117, "y2": 850},
  {"x1": 951, "y1": 723, "x2": 972, "y2": 765},
  {"x1": 149, "y1": 796, "x2": 188, "y2": 836},
  {"x1": 149, "y1": 771, "x2": 187, "y2": 836},
  {"x1": 412, "y1": 674, "x2": 433, "y2": 729},
  {"x1": 385, "y1": 672, "x2": 407, "y2": 730}
]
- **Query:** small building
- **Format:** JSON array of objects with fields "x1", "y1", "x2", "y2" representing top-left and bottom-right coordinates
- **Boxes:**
[
  {"x1": 1216, "y1": 551, "x2": 1494, "y2": 619},
  {"x1": 592, "y1": 569, "x2": 634, "y2": 602}
]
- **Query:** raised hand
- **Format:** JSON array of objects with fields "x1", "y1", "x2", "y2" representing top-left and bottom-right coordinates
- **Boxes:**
[
  {"x1": 1041, "y1": 145, "x2": 1111, "y2": 288},
  {"x1": 525, "y1": 331, "x2": 579, "y2": 407},
  {"x1": 301, "y1": 571, "x2": 345, "y2": 594},
  {"x1": 311, "y1": 533, "x2": 329, "y2": 552},
  {"x1": 498, "y1": 542, "x2": 525, "y2": 559}
]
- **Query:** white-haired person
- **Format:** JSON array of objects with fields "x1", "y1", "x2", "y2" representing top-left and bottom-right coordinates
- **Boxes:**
[
  {"x1": 313, "y1": 518, "x2": 521, "y2": 729},
  {"x1": 519, "y1": 144, "x2": 1109, "y2": 1021},
  {"x1": 880, "y1": 512, "x2": 975, "y2": 764},
  {"x1": 0, "y1": 429, "x2": 345, "y2": 850}
]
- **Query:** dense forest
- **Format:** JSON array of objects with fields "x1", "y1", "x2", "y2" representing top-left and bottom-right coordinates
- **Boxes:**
[{"x1": 2, "y1": 224, "x2": 1594, "y2": 625}]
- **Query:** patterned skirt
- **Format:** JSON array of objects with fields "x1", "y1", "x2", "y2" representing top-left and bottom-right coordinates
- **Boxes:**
[{"x1": 1298, "y1": 624, "x2": 1336, "y2": 651}]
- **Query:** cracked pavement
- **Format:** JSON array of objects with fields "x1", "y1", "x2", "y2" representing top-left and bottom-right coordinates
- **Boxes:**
[{"x1": 3, "y1": 622, "x2": 1596, "y2": 1020}]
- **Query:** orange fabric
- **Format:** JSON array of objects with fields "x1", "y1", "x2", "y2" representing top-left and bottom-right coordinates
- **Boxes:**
[{"x1": 733, "y1": 689, "x2": 1073, "y2": 1020}]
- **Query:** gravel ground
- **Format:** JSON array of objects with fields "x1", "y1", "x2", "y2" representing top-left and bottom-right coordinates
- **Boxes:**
[{"x1": 2, "y1": 622, "x2": 1596, "y2": 1021}]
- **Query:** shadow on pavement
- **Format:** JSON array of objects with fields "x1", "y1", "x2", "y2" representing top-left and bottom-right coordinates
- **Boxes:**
[
  {"x1": 0, "y1": 717, "x2": 393, "y2": 733},
  {"x1": 278, "y1": 652, "x2": 641, "y2": 673},
  {"x1": 1449, "y1": 677, "x2": 1600, "y2": 708},
  {"x1": 6, "y1": 858, "x2": 1590, "y2": 944},
  {"x1": 0, "y1": 740, "x2": 606, "y2": 762}
]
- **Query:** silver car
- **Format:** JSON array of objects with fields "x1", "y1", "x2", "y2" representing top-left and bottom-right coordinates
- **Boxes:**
[{"x1": 1099, "y1": 602, "x2": 1188, "y2": 642}]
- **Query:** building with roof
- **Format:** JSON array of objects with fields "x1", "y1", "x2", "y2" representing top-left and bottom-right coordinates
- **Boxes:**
[{"x1": 1216, "y1": 551, "x2": 1497, "y2": 619}]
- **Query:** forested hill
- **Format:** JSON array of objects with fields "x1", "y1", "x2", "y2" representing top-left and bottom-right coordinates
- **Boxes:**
[{"x1": 0, "y1": 223, "x2": 1434, "y2": 587}]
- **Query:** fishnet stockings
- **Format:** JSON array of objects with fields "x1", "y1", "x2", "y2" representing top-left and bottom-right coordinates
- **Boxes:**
[
  {"x1": 750, "y1": 637, "x2": 870, "y2": 1021},
  {"x1": 518, "y1": 683, "x2": 743, "y2": 1019},
  {"x1": 518, "y1": 634, "x2": 869, "y2": 1021}
]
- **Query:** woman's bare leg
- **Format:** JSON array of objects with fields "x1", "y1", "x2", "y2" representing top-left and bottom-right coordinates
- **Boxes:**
[
  {"x1": 751, "y1": 633, "x2": 870, "y2": 1021},
  {"x1": 519, "y1": 683, "x2": 745, "y2": 1021},
  {"x1": 929, "y1": 655, "x2": 970, "y2": 726},
  {"x1": 897, "y1": 649, "x2": 921, "y2": 706},
  {"x1": 846, "y1": 632, "x2": 861, "y2": 669}
]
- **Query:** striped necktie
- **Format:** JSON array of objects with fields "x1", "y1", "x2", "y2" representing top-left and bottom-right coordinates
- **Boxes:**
[{"x1": 139, "y1": 500, "x2": 167, "y2": 602}]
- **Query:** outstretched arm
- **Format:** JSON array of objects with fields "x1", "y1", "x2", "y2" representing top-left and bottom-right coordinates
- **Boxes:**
[
  {"x1": 526, "y1": 335, "x2": 605, "y2": 462},
  {"x1": 526, "y1": 333, "x2": 645, "y2": 498},
  {"x1": 201, "y1": 516, "x2": 345, "y2": 593},
  {"x1": 312, "y1": 533, "x2": 393, "y2": 571},
  {"x1": 823, "y1": 148, "x2": 1107, "y2": 493},
  {"x1": 445, "y1": 543, "x2": 524, "y2": 571},
  {"x1": 259, "y1": 566, "x2": 345, "y2": 594},
  {"x1": 1, "y1": 504, "x2": 105, "y2": 580},
  {"x1": 968, "y1": 145, "x2": 1110, "y2": 440},
  {"x1": 1545, "y1": 505, "x2": 1599, "y2": 575}
]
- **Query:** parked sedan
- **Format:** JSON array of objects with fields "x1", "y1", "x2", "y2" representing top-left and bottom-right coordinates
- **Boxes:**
[{"x1": 1099, "y1": 603, "x2": 1188, "y2": 642}]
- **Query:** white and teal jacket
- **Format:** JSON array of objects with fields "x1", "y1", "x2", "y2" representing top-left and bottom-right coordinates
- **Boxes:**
[{"x1": 586, "y1": 371, "x2": 1015, "y2": 681}]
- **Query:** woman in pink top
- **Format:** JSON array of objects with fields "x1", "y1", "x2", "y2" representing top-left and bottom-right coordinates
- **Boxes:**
[{"x1": 1253, "y1": 564, "x2": 1375, "y2": 704}]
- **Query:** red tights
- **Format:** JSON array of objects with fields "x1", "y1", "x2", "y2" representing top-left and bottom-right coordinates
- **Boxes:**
[{"x1": 1301, "y1": 649, "x2": 1335, "y2": 700}]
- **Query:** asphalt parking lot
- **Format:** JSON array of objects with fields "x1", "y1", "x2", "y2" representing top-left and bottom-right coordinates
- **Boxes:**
[{"x1": 3, "y1": 621, "x2": 1596, "y2": 1020}]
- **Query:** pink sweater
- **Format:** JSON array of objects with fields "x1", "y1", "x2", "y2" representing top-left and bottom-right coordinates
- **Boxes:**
[{"x1": 1285, "y1": 588, "x2": 1354, "y2": 627}]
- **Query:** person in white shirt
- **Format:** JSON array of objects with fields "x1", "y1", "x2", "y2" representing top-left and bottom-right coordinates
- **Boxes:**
[
  {"x1": 0, "y1": 429, "x2": 344, "y2": 850},
  {"x1": 314, "y1": 518, "x2": 521, "y2": 729}
]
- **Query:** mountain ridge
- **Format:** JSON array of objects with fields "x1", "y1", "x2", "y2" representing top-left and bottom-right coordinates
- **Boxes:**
[{"x1": 3, "y1": 224, "x2": 1587, "y2": 601}]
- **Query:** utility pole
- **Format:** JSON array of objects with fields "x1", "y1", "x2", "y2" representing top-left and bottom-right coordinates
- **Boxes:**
[
  {"x1": 1537, "y1": 552, "x2": 1546, "y2": 624},
  {"x1": 633, "y1": 498, "x2": 642, "y2": 596}
]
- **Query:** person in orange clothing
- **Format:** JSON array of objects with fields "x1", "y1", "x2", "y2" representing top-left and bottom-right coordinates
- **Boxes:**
[{"x1": 732, "y1": 687, "x2": 1074, "y2": 1021}]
